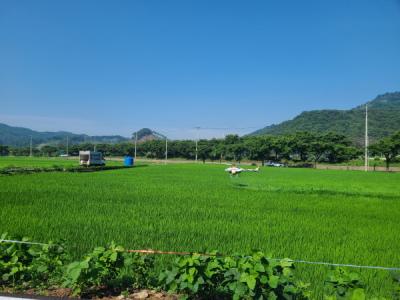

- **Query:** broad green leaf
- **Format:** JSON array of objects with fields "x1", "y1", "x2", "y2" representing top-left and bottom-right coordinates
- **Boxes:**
[
  {"x1": 110, "y1": 251, "x2": 118, "y2": 262},
  {"x1": 260, "y1": 275, "x2": 268, "y2": 284},
  {"x1": 269, "y1": 275, "x2": 279, "y2": 288},
  {"x1": 241, "y1": 273, "x2": 256, "y2": 290},
  {"x1": 254, "y1": 263, "x2": 265, "y2": 272},
  {"x1": 351, "y1": 288, "x2": 366, "y2": 300}
]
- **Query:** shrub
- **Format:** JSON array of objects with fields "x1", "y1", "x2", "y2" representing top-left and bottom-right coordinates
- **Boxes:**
[
  {"x1": 63, "y1": 242, "x2": 154, "y2": 296},
  {"x1": 0, "y1": 233, "x2": 69, "y2": 289},
  {"x1": 159, "y1": 251, "x2": 226, "y2": 299},
  {"x1": 392, "y1": 272, "x2": 400, "y2": 300},
  {"x1": 324, "y1": 268, "x2": 365, "y2": 299},
  {"x1": 159, "y1": 251, "x2": 310, "y2": 299}
]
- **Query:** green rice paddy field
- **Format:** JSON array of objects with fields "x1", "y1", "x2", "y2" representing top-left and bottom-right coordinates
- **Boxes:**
[{"x1": 0, "y1": 157, "x2": 399, "y2": 297}]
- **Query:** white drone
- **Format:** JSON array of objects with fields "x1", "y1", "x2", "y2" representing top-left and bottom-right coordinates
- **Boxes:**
[{"x1": 225, "y1": 165, "x2": 259, "y2": 175}]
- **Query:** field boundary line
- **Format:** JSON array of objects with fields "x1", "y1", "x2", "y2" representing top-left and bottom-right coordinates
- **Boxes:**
[
  {"x1": 2, "y1": 240, "x2": 398, "y2": 271},
  {"x1": 281, "y1": 259, "x2": 400, "y2": 271},
  {"x1": 0, "y1": 239, "x2": 49, "y2": 246},
  {"x1": 127, "y1": 249, "x2": 400, "y2": 271}
]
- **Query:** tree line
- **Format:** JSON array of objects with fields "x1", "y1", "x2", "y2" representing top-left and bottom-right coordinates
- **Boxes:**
[{"x1": 1, "y1": 131, "x2": 399, "y2": 168}]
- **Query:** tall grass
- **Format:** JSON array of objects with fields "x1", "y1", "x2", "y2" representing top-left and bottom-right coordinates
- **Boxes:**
[{"x1": 0, "y1": 158, "x2": 399, "y2": 297}]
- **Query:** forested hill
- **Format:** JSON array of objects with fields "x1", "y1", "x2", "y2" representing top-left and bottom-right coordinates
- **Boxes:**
[
  {"x1": 0, "y1": 123, "x2": 129, "y2": 147},
  {"x1": 132, "y1": 128, "x2": 166, "y2": 142},
  {"x1": 251, "y1": 92, "x2": 400, "y2": 144}
]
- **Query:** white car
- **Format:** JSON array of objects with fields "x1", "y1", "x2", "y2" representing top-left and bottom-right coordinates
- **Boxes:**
[{"x1": 266, "y1": 161, "x2": 285, "y2": 167}]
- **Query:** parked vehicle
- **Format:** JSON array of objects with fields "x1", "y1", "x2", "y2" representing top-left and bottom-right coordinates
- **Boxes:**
[
  {"x1": 265, "y1": 161, "x2": 285, "y2": 167},
  {"x1": 79, "y1": 151, "x2": 105, "y2": 166}
]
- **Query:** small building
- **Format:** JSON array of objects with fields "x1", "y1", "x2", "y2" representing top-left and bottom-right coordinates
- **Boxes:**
[{"x1": 79, "y1": 151, "x2": 105, "y2": 166}]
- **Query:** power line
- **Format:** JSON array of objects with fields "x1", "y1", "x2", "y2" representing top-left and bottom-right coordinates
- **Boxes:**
[
  {"x1": 134, "y1": 131, "x2": 138, "y2": 159},
  {"x1": 196, "y1": 126, "x2": 260, "y2": 130},
  {"x1": 195, "y1": 126, "x2": 200, "y2": 162},
  {"x1": 29, "y1": 136, "x2": 33, "y2": 157},
  {"x1": 66, "y1": 136, "x2": 69, "y2": 156},
  {"x1": 165, "y1": 137, "x2": 168, "y2": 164}
]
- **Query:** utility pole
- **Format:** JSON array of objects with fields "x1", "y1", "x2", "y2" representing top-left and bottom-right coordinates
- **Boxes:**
[
  {"x1": 165, "y1": 137, "x2": 168, "y2": 164},
  {"x1": 66, "y1": 136, "x2": 69, "y2": 156},
  {"x1": 134, "y1": 131, "x2": 138, "y2": 159},
  {"x1": 195, "y1": 126, "x2": 200, "y2": 163},
  {"x1": 29, "y1": 135, "x2": 33, "y2": 157},
  {"x1": 365, "y1": 104, "x2": 368, "y2": 172}
]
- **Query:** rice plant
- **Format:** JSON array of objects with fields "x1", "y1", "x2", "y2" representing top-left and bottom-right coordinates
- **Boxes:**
[{"x1": 0, "y1": 157, "x2": 399, "y2": 297}]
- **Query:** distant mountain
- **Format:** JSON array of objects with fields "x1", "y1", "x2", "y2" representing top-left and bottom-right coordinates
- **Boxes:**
[
  {"x1": 132, "y1": 128, "x2": 166, "y2": 143},
  {"x1": 0, "y1": 123, "x2": 129, "y2": 147},
  {"x1": 250, "y1": 92, "x2": 400, "y2": 145}
]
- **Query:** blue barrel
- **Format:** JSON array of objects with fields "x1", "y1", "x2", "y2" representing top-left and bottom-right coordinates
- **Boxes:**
[{"x1": 124, "y1": 156, "x2": 134, "y2": 166}]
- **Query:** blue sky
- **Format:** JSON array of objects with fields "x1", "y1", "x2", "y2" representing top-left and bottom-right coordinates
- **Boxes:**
[{"x1": 1, "y1": 0, "x2": 399, "y2": 139}]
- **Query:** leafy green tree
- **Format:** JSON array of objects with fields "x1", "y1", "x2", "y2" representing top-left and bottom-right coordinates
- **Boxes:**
[
  {"x1": 230, "y1": 143, "x2": 247, "y2": 163},
  {"x1": 211, "y1": 141, "x2": 225, "y2": 163},
  {"x1": 309, "y1": 140, "x2": 328, "y2": 167},
  {"x1": 288, "y1": 132, "x2": 315, "y2": 161},
  {"x1": 244, "y1": 136, "x2": 273, "y2": 165},
  {"x1": 95, "y1": 144, "x2": 114, "y2": 157},
  {"x1": 224, "y1": 134, "x2": 240, "y2": 145},
  {"x1": 271, "y1": 136, "x2": 290, "y2": 161},
  {"x1": 140, "y1": 140, "x2": 165, "y2": 159},
  {"x1": 322, "y1": 133, "x2": 357, "y2": 163},
  {"x1": 221, "y1": 135, "x2": 246, "y2": 163},
  {"x1": 0, "y1": 144, "x2": 9, "y2": 156},
  {"x1": 9, "y1": 146, "x2": 40, "y2": 156},
  {"x1": 197, "y1": 140, "x2": 212, "y2": 163},
  {"x1": 40, "y1": 145, "x2": 59, "y2": 157},
  {"x1": 370, "y1": 131, "x2": 400, "y2": 170}
]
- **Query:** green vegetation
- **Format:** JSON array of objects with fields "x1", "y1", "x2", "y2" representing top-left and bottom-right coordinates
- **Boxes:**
[
  {"x1": 0, "y1": 156, "x2": 79, "y2": 168},
  {"x1": 1, "y1": 237, "x2": 399, "y2": 299},
  {"x1": 323, "y1": 268, "x2": 366, "y2": 300},
  {"x1": 160, "y1": 251, "x2": 310, "y2": 299},
  {"x1": 370, "y1": 131, "x2": 400, "y2": 170},
  {"x1": 1, "y1": 132, "x2": 363, "y2": 166},
  {"x1": 1, "y1": 157, "x2": 400, "y2": 297},
  {"x1": 63, "y1": 242, "x2": 154, "y2": 296},
  {"x1": 0, "y1": 156, "x2": 121, "y2": 169},
  {"x1": 251, "y1": 92, "x2": 400, "y2": 144},
  {"x1": 0, "y1": 233, "x2": 70, "y2": 289},
  {"x1": 320, "y1": 159, "x2": 400, "y2": 168},
  {"x1": 2, "y1": 120, "x2": 398, "y2": 171}
]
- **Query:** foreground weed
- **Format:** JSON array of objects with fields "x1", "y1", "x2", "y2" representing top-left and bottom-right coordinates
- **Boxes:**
[
  {"x1": 0, "y1": 233, "x2": 69, "y2": 289},
  {"x1": 160, "y1": 250, "x2": 310, "y2": 299},
  {"x1": 63, "y1": 242, "x2": 154, "y2": 296}
]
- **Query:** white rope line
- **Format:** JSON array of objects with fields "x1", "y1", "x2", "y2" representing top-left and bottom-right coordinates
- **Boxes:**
[
  {"x1": 268, "y1": 258, "x2": 400, "y2": 271},
  {"x1": 1, "y1": 239, "x2": 399, "y2": 271},
  {"x1": 0, "y1": 239, "x2": 50, "y2": 246}
]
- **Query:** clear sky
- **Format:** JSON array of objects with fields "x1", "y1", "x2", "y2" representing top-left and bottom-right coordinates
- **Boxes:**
[{"x1": 1, "y1": 0, "x2": 399, "y2": 139}]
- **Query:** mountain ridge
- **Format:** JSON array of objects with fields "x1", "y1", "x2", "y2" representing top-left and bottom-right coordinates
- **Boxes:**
[
  {"x1": 250, "y1": 92, "x2": 400, "y2": 144},
  {"x1": 132, "y1": 128, "x2": 166, "y2": 142},
  {"x1": 0, "y1": 123, "x2": 129, "y2": 147}
]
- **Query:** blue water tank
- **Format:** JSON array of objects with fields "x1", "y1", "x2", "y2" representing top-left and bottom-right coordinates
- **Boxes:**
[{"x1": 124, "y1": 156, "x2": 134, "y2": 166}]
